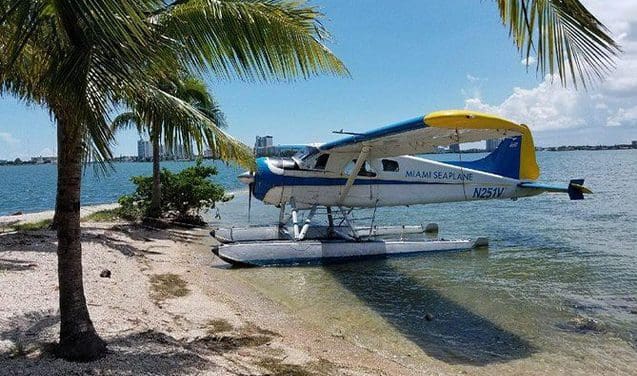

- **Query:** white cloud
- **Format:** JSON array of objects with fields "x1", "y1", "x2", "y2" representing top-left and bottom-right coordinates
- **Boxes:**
[
  {"x1": 464, "y1": 0, "x2": 637, "y2": 138},
  {"x1": 0, "y1": 132, "x2": 19, "y2": 145},
  {"x1": 606, "y1": 106, "x2": 637, "y2": 127},
  {"x1": 521, "y1": 56, "x2": 537, "y2": 65},
  {"x1": 462, "y1": 74, "x2": 487, "y2": 100}
]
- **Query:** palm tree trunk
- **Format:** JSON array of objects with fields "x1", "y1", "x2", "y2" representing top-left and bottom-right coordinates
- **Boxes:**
[
  {"x1": 55, "y1": 113, "x2": 106, "y2": 360},
  {"x1": 50, "y1": 126, "x2": 64, "y2": 230},
  {"x1": 149, "y1": 133, "x2": 162, "y2": 218}
]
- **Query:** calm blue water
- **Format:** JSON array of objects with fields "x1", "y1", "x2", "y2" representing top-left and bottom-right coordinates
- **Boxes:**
[
  {"x1": 0, "y1": 160, "x2": 244, "y2": 215},
  {"x1": 2, "y1": 150, "x2": 636, "y2": 372}
]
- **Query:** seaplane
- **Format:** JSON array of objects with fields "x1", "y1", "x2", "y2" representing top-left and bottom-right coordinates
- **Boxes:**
[{"x1": 211, "y1": 110, "x2": 591, "y2": 266}]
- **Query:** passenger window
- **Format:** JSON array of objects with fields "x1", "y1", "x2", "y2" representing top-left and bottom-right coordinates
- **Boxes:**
[
  {"x1": 343, "y1": 160, "x2": 377, "y2": 177},
  {"x1": 382, "y1": 159, "x2": 399, "y2": 172},
  {"x1": 314, "y1": 154, "x2": 330, "y2": 170}
]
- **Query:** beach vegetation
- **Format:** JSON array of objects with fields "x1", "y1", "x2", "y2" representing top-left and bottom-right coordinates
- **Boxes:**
[
  {"x1": 149, "y1": 273, "x2": 190, "y2": 301},
  {"x1": 8, "y1": 339, "x2": 29, "y2": 358},
  {"x1": 256, "y1": 357, "x2": 337, "y2": 376},
  {"x1": 12, "y1": 219, "x2": 53, "y2": 232},
  {"x1": 118, "y1": 160, "x2": 228, "y2": 224},
  {"x1": 112, "y1": 76, "x2": 230, "y2": 218},
  {"x1": 82, "y1": 209, "x2": 121, "y2": 223},
  {"x1": 206, "y1": 319, "x2": 234, "y2": 334}
]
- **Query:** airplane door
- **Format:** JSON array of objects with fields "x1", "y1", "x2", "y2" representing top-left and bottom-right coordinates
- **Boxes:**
[{"x1": 341, "y1": 160, "x2": 378, "y2": 206}]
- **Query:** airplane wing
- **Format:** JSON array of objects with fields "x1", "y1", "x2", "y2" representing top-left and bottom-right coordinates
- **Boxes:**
[{"x1": 318, "y1": 109, "x2": 540, "y2": 180}]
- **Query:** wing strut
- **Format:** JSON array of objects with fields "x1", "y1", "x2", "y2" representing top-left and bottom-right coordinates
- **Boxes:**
[{"x1": 337, "y1": 145, "x2": 370, "y2": 205}]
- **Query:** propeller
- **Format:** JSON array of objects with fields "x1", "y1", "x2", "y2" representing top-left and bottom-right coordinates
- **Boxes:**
[
  {"x1": 237, "y1": 170, "x2": 255, "y2": 223},
  {"x1": 248, "y1": 180, "x2": 254, "y2": 223}
]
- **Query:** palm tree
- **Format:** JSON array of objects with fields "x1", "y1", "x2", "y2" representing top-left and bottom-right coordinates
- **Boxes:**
[
  {"x1": 0, "y1": 0, "x2": 347, "y2": 360},
  {"x1": 112, "y1": 75, "x2": 228, "y2": 218}
]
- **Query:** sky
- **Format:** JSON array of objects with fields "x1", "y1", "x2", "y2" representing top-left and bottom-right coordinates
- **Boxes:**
[{"x1": 0, "y1": 0, "x2": 635, "y2": 160}]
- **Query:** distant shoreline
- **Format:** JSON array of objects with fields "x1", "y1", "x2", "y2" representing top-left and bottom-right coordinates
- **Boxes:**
[{"x1": 1, "y1": 146, "x2": 635, "y2": 166}]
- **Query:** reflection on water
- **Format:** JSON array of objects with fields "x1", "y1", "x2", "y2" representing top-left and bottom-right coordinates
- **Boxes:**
[{"x1": 212, "y1": 151, "x2": 637, "y2": 373}]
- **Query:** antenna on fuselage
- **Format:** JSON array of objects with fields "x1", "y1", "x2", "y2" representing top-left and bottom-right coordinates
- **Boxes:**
[{"x1": 332, "y1": 129, "x2": 365, "y2": 136}]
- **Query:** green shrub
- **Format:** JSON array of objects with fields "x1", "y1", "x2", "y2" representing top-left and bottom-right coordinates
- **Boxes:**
[
  {"x1": 119, "y1": 160, "x2": 228, "y2": 224},
  {"x1": 82, "y1": 209, "x2": 121, "y2": 222},
  {"x1": 12, "y1": 219, "x2": 52, "y2": 231}
]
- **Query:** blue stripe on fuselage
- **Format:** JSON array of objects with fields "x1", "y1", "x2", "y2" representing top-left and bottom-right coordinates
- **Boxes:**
[{"x1": 253, "y1": 157, "x2": 465, "y2": 201}]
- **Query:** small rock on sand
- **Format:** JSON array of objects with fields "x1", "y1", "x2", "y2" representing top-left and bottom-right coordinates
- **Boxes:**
[
  {"x1": 100, "y1": 269, "x2": 111, "y2": 278},
  {"x1": 567, "y1": 316, "x2": 607, "y2": 332}
]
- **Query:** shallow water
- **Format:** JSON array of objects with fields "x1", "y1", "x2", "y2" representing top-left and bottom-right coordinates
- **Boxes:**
[{"x1": 212, "y1": 150, "x2": 637, "y2": 373}]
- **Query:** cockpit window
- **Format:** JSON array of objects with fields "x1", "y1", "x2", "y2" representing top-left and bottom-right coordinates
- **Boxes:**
[
  {"x1": 343, "y1": 159, "x2": 377, "y2": 177},
  {"x1": 293, "y1": 146, "x2": 319, "y2": 161},
  {"x1": 382, "y1": 159, "x2": 399, "y2": 172},
  {"x1": 314, "y1": 154, "x2": 330, "y2": 170}
]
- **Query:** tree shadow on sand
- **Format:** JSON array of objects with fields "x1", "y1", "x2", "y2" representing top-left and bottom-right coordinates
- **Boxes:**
[
  {"x1": 0, "y1": 310, "x2": 274, "y2": 374},
  {"x1": 325, "y1": 257, "x2": 536, "y2": 366}
]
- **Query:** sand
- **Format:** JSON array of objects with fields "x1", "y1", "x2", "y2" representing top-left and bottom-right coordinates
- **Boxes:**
[{"x1": 0, "y1": 209, "x2": 421, "y2": 375}]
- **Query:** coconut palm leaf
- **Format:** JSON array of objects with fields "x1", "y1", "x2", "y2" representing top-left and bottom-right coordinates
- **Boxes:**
[
  {"x1": 161, "y1": 0, "x2": 349, "y2": 81},
  {"x1": 496, "y1": 0, "x2": 621, "y2": 88}
]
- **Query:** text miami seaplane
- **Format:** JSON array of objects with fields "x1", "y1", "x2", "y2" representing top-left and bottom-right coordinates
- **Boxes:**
[{"x1": 211, "y1": 110, "x2": 591, "y2": 266}]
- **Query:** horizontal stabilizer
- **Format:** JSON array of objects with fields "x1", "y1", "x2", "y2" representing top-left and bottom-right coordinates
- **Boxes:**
[
  {"x1": 567, "y1": 179, "x2": 592, "y2": 200},
  {"x1": 518, "y1": 179, "x2": 591, "y2": 200}
]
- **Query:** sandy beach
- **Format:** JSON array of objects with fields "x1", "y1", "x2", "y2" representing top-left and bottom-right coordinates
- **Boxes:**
[{"x1": 0, "y1": 208, "x2": 423, "y2": 375}]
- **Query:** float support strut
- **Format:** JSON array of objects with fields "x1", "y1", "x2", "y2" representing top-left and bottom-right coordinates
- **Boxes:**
[
  {"x1": 290, "y1": 198, "x2": 300, "y2": 239},
  {"x1": 297, "y1": 206, "x2": 317, "y2": 241}
]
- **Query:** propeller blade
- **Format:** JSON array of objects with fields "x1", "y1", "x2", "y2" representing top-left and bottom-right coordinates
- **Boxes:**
[{"x1": 248, "y1": 182, "x2": 253, "y2": 223}]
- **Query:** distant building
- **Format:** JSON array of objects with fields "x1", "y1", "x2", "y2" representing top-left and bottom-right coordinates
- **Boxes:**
[
  {"x1": 254, "y1": 140, "x2": 306, "y2": 157},
  {"x1": 449, "y1": 143, "x2": 460, "y2": 153},
  {"x1": 137, "y1": 139, "x2": 152, "y2": 160},
  {"x1": 172, "y1": 143, "x2": 191, "y2": 160},
  {"x1": 254, "y1": 135, "x2": 274, "y2": 156},
  {"x1": 632, "y1": 140, "x2": 637, "y2": 148},
  {"x1": 30, "y1": 156, "x2": 57, "y2": 164},
  {"x1": 486, "y1": 138, "x2": 503, "y2": 152}
]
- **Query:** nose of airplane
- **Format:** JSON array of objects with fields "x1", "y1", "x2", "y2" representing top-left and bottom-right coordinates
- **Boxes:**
[{"x1": 237, "y1": 170, "x2": 255, "y2": 185}]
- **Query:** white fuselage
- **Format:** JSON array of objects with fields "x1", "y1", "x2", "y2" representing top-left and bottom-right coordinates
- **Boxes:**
[{"x1": 255, "y1": 155, "x2": 539, "y2": 208}]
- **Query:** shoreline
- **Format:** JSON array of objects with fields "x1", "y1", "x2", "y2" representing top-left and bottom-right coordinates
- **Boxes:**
[
  {"x1": 0, "y1": 207, "x2": 416, "y2": 375},
  {"x1": 0, "y1": 203, "x2": 120, "y2": 229}
]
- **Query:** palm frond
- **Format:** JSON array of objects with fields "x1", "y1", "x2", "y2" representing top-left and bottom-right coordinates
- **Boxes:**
[
  {"x1": 161, "y1": 0, "x2": 349, "y2": 81},
  {"x1": 496, "y1": 0, "x2": 621, "y2": 88},
  {"x1": 139, "y1": 85, "x2": 254, "y2": 168},
  {"x1": 112, "y1": 111, "x2": 146, "y2": 134}
]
